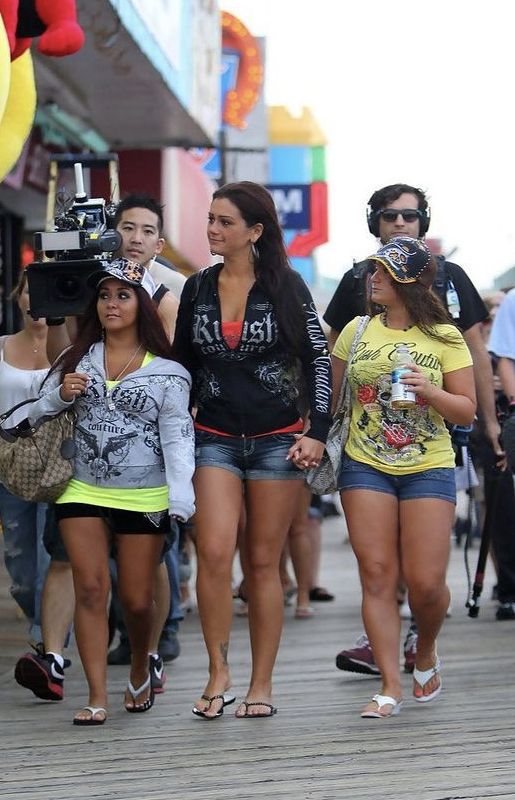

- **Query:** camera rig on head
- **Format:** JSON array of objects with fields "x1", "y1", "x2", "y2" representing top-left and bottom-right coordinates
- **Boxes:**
[{"x1": 27, "y1": 153, "x2": 121, "y2": 320}]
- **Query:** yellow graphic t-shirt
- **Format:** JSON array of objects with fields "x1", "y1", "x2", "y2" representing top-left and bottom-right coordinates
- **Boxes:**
[{"x1": 332, "y1": 315, "x2": 473, "y2": 474}]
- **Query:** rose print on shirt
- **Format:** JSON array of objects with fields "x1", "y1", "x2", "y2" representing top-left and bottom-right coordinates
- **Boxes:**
[
  {"x1": 351, "y1": 369, "x2": 437, "y2": 465},
  {"x1": 357, "y1": 384, "x2": 376, "y2": 405}
]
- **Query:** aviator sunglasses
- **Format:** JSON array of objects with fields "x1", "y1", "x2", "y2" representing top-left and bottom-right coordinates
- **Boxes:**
[{"x1": 379, "y1": 208, "x2": 423, "y2": 223}]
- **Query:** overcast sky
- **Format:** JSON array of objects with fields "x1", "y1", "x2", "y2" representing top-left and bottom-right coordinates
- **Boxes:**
[{"x1": 221, "y1": 0, "x2": 515, "y2": 291}]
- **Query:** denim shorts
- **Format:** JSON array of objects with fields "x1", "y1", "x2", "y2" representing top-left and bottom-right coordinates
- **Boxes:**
[
  {"x1": 195, "y1": 429, "x2": 304, "y2": 481},
  {"x1": 337, "y1": 456, "x2": 456, "y2": 503}
]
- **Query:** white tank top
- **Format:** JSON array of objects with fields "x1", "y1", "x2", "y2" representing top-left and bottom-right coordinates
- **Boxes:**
[{"x1": 0, "y1": 336, "x2": 49, "y2": 426}]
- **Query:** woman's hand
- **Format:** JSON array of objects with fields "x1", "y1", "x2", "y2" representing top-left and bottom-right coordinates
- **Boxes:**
[
  {"x1": 287, "y1": 434, "x2": 325, "y2": 470},
  {"x1": 60, "y1": 372, "x2": 89, "y2": 402},
  {"x1": 400, "y1": 364, "x2": 437, "y2": 403}
]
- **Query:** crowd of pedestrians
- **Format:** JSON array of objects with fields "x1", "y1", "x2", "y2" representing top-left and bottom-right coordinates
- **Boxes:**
[{"x1": 1, "y1": 180, "x2": 512, "y2": 724}]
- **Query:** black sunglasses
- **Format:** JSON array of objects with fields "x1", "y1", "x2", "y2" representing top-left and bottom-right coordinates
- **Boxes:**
[{"x1": 379, "y1": 208, "x2": 422, "y2": 223}]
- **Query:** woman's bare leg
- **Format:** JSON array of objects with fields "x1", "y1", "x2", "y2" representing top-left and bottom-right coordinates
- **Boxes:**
[
  {"x1": 400, "y1": 498, "x2": 453, "y2": 698},
  {"x1": 60, "y1": 518, "x2": 110, "y2": 721},
  {"x1": 116, "y1": 533, "x2": 164, "y2": 708},
  {"x1": 193, "y1": 467, "x2": 243, "y2": 717},
  {"x1": 150, "y1": 561, "x2": 170, "y2": 652},
  {"x1": 236, "y1": 478, "x2": 303, "y2": 715},
  {"x1": 340, "y1": 489, "x2": 402, "y2": 714},
  {"x1": 288, "y1": 484, "x2": 313, "y2": 612}
]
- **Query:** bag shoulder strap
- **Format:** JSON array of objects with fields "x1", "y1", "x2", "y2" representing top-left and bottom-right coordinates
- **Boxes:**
[
  {"x1": 350, "y1": 315, "x2": 370, "y2": 356},
  {"x1": 0, "y1": 396, "x2": 40, "y2": 425},
  {"x1": 334, "y1": 315, "x2": 370, "y2": 411}
]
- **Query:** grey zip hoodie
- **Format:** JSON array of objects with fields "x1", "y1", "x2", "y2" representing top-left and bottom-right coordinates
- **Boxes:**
[{"x1": 28, "y1": 342, "x2": 195, "y2": 521}]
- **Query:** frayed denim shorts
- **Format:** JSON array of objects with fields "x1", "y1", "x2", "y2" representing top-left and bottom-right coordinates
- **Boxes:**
[
  {"x1": 337, "y1": 455, "x2": 456, "y2": 503},
  {"x1": 195, "y1": 429, "x2": 305, "y2": 481}
]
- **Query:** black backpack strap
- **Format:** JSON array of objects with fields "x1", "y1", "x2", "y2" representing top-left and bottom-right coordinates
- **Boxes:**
[
  {"x1": 433, "y1": 255, "x2": 448, "y2": 304},
  {"x1": 433, "y1": 256, "x2": 447, "y2": 294},
  {"x1": 152, "y1": 284, "x2": 169, "y2": 305}
]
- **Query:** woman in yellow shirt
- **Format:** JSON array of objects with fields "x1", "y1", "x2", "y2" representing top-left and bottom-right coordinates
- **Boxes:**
[{"x1": 332, "y1": 237, "x2": 476, "y2": 718}]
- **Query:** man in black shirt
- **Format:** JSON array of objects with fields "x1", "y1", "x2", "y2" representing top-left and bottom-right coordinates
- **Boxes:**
[{"x1": 324, "y1": 183, "x2": 505, "y2": 675}]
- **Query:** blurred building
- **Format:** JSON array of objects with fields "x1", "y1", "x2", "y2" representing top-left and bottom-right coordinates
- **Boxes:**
[
  {"x1": 194, "y1": 13, "x2": 329, "y2": 290},
  {"x1": 0, "y1": 0, "x2": 221, "y2": 332},
  {"x1": 267, "y1": 106, "x2": 328, "y2": 285},
  {"x1": 0, "y1": 4, "x2": 330, "y2": 332}
]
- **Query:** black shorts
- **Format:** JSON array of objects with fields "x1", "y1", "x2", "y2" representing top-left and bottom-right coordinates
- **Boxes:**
[{"x1": 54, "y1": 503, "x2": 172, "y2": 535}]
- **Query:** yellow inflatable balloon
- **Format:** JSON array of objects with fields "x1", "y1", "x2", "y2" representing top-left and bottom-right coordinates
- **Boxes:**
[
  {"x1": 0, "y1": 18, "x2": 10, "y2": 123},
  {"x1": 0, "y1": 48, "x2": 36, "y2": 182}
]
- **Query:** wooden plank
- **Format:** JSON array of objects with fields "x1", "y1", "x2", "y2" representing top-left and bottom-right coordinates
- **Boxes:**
[{"x1": 1, "y1": 514, "x2": 515, "y2": 800}]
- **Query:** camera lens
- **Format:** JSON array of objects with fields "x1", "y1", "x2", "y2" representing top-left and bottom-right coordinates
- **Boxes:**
[{"x1": 54, "y1": 275, "x2": 82, "y2": 301}]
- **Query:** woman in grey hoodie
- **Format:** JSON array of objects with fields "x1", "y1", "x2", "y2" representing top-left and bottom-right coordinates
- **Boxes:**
[{"x1": 28, "y1": 258, "x2": 195, "y2": 725}]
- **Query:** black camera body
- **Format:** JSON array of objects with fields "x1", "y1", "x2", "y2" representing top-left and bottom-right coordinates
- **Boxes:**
[{"x1": 27, "y1": 157, "x2": 121, "y2": 320}]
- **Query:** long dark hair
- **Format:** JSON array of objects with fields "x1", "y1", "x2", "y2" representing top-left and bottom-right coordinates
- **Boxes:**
[
  {"x1": 212, "y1": 181, "x2": 308, "y2": 356},
  {"x1": 55, "y1": 284, "x2": 174, "y2": 377}
]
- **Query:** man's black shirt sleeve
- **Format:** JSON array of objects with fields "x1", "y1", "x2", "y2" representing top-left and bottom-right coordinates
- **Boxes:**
[{"x1": 323, "y1": 265, "x2": 368, "y2": 333}]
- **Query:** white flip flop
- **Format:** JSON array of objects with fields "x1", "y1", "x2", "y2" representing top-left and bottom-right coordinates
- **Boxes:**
[
  {"x1": 361, "y1": 693, "x2": 403, "y2": 718},
  {"x1": 413, "y1": 658, "x2": 442, "y2": 703}
]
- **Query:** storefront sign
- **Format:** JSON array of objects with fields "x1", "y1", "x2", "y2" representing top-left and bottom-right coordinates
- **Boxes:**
[{"x1": 268, "y1": 184, "x2": 310, "y2": 229}]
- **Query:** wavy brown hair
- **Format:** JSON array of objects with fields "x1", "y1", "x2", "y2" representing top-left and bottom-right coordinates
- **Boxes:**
[
  {"x1": 368, "y1": 276, "x2": 461, "y2": 346},
  {"x1": 53, "y1": 285, "x2": 174, "y2": 378}
]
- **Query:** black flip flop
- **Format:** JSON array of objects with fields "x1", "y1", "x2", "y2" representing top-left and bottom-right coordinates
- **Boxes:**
[
  {"x1": 192, "y1": 692, "x2": 236, "y2": 719},
  {"x1": 309, "y1": 586, "x2": 335, "y2": 602},
  {"x1": 235, "y1": 701, "x2": 277, "y2": 719}
]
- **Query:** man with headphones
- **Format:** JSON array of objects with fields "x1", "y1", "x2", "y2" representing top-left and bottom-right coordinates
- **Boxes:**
[{"x1": 323, "y1": 182, "x2": 504, "y2": 676}]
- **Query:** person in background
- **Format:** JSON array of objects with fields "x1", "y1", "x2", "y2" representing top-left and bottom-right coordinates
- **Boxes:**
[
  {"x1": 332, "y1": 236, "x2": 475, "y2": 717},
  {"x1": 324, "y1": 182, "x2": 503, "y2": 675},
  {"x1": 307, "y1": 494, "x2": 335, "y2": 603},
  {"x1": 287, "y1": 484, "x2": 316, "y2": 618},
  {"x1": 14, "y1": 506, "x2": 75, "y2": 702},
  {"x1": 0, "y1": 271, "x2": 50, "y2": 645},
  {"x1": 172, "y1": 181, "x2": 331, "y2": 719},
  {"x1": 27, "y1": 258, "x2": 195, "y2": 725},
  {"x1": 480, "y1": 291, "x2": 506, "y2": 347},
  {"x1": 483, "y1": 287, "x2": 515, "y2": 619}
]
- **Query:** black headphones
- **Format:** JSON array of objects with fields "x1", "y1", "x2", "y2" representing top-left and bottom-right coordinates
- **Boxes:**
[{"x1": 366, "y1": 204, "x2": 431, "y2": 238}]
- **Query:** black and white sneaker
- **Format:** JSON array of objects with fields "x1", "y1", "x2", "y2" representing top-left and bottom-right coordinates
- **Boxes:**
[
  {"x1": 496, "y1": 602, "x2": 515, "y2": 621},
  {"x1": 14, "y1": 643, "x2": 67, "y2": 701},
  {"x1": 149, "y1": 654, "x2": 166, "y2": 694}
]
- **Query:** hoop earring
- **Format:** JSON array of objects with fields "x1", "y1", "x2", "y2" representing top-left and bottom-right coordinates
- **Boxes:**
[{"x1": 251, "y1": 242, "x2": 259, "y2": 261}]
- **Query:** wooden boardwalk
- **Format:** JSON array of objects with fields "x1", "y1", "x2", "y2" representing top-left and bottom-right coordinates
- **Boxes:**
[{"x1": 1, "y1": 510, "x2": 514, "y2": 800}]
